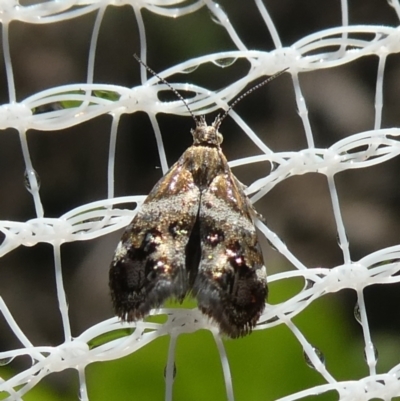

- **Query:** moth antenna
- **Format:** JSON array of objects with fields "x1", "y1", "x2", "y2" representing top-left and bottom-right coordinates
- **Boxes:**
[
  {"x1": 133, "y1": 54, "x2": 198, "y2": 125},
  {"x1": 218, "y1": 67, "x2": 289, "y2": 125}
]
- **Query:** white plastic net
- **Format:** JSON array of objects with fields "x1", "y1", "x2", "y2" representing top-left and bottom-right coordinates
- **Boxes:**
[{"x1": 1, "y1": 0, "x2": 400, "y2": 400}]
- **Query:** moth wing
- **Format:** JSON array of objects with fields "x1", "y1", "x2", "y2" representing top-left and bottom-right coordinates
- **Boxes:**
[
  {"x1": 193, "y1": 166, "x2": 267, "y2": 338},
  {"x1": 109, "y1": 157, "x2": 200, "y2": 322}
]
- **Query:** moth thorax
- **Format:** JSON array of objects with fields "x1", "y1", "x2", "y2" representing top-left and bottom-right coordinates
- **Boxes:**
[{"x1": 191, "y1": 125, "x2": 223, "y2": 146}]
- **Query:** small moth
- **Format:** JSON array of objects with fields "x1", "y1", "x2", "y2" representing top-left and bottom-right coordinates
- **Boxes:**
[{"x1": 109, "y1": 60, "x2": 287, "y2": 338}]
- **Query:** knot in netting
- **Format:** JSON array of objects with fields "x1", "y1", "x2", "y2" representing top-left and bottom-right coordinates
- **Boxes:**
[
  {"x1": 46, "y1": 341, "x2": 89, "y2": 373},
  {"x1": 0, "y1": 104, "x2": 32, "y2": 130}
]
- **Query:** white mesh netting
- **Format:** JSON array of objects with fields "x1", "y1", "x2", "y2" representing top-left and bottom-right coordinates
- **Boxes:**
[{"x1": 1, "y1": 0, "x2": 400, "y2": 400}]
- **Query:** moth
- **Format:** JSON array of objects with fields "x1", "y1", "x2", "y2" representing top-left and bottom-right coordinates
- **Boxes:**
[{"x1": 109, "y1": 61, "x2": 287, "y2": 338}]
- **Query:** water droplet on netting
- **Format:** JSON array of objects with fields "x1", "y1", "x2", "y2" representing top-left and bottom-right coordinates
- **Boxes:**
[
  {"x1": 163, "y1": 362, "x2": 177, "y2": 381},
  {"x1": 212, "y1": 57, "x2": 237, "y2": 68},
  {"x1": 363, "y1": 344, "x2": 378, "y2": 362},
  {"x1": 354, "y1": 303, "x2": 362, "y2": 324},
  {"x1": 24, "y1": 169, "x2": 41, "y2": 193},
  {"x1": 181, "y1": 65, "x2": 199, "y2": 74},
  {"x1": 77, "y1": 385, "x2": 89, "y2": 401},
  {"x1": 208, "y1": 4, "x2": 228, "y2": 26},
  {"x1": 303, "y1": 346, "x2": 325, "y2": 369},
  {"x1": 0, "y1": 357, "x2": 13, "y2": 366}
]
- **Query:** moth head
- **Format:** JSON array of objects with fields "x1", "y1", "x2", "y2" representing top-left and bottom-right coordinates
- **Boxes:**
[{"x1": 191, "y1": 115, "x2": 223, "y2": 146}]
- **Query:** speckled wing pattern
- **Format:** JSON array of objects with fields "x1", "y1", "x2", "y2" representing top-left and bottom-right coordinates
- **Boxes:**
[
  {"x1": 109, "y1": 158, "x2": 200, "y2": 321},
  {"x1": 194, "y1": 150, "x2": 267, "y2": 338},
  {"x1": 109, "y1": 117, "x2": 267, "y2": 338}
]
